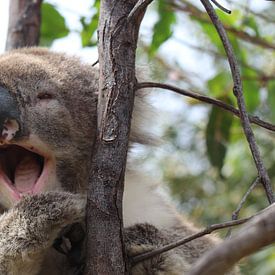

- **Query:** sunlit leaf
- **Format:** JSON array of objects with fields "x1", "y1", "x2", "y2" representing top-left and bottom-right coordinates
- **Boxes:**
[
  {"x1": 149, "y1": 0, "x2": 176, "y2": 56},
  {"x1": 193, "y1": 9, "x2": 246, "y2": 62},
  {"x1": 40, "y1": 3, "x2": 69, "y2": 46},
  {"x1": 80, "y1": 0, "x2": 100, "y2": 47},
  {"x1": 207, "y1": 71, "x2": 232, "y2": 97},
  {"x1": 197, "y1": 22, "x2": 224, "y2": 52},
  {"x1": 242, "y1": 16, "x2": 260, "y2": 37},
  {"x1": 216, "y1": 9, "x2": 241, "y2": 27}
]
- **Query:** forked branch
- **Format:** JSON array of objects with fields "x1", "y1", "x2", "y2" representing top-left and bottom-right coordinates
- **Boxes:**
[
  {"x1": 226, "y1": 177, "x2": 260, "y2": 237},
  {"x1": 189, "y1": 203, "x2": 275, "y2": 275},
  {"x1": 200, "y1": 0, "x2": 274, "y2": 203}
]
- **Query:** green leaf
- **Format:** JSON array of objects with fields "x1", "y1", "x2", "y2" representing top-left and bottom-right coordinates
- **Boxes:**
[
  {"x1": 207, "y1": 72, "x2": 232, "y2": 97},
  {"x1": 80, "y1": 0, "x2": 100, "y2": 47},
  {"x1": 206, "y1": 102, "x2": 233, "y2": 173},
  {"x1": 242, "y1": 16, "x2": 260, "y2": 37},
  {"x1": 40, "y1": 3, "x2": 69, "y2": 46},
  {"x1": 149, "y1": 0, "x2": 176, "y2": 56},
  {"x1": 216, "y1": 9, "x2": 241, "y2": 27},
  {"x1": 196, "y1": 22, "x2": 224, "y2": 52},
  {"x1": 194, "y1": 9, "x2": 246, "y2": 63},
  {"x1": 267, "y1": 80, "x2": 275, "y2": 122},
  {"x1": 242, "y1": 68, "x2": 260, "y2": 112}
]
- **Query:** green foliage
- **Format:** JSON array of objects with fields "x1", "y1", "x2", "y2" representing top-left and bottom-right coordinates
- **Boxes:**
[
  {"x1": 194, "y1": 10, "x2": 241, "y2": 54},
  {"x1": 206, "y1": 104, "x2": 233, "y2": 173},
  {"x1": 80, "y1": 0, "x2": 100, "y2": 47},
  {"x1": 143, "y1": 2, "x2": 275, "y2": 274},
  {"x1": 149, "y1": 0, "x2": 176, "y2": 56},
  {"x1": 207, "y1": 72, "x2": 232, "y2": 97},
  {"x1": 242, "y1": 246, "x2": 275, "y2": 275},
  {"x1": 242, "y1": 68, "x2": 260, "y2": 112},
  {"x1": 241, "y1": 16, "x2": 260, "y2": 37},
  {"x1": 40, "y1": 3, "x2": 69, "y2": 46},
  {"x1": 267, "y1": 80, "x2": 275, "y2": 122}
]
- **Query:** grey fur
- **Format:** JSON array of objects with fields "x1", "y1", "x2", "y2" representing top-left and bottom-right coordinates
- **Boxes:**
[{"x1": 0, "y1": 48, "x2": 236, "y2": 274}]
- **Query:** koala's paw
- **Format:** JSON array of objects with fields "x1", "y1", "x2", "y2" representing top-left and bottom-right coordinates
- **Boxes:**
[
  {"x1": 125, "y1": 223, "x2": 190, "y2": 275},
  {"x1": 16, "y1": 191, "x2": 86, "y2": 227},
  {"x1": 0, "y1": 192, "x2": 86, "y2": 261}
]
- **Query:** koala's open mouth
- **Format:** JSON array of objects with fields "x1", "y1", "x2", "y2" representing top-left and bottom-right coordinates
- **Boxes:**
[{"x1": 0, "y1": 145, "x2": 47, "y2": 200}]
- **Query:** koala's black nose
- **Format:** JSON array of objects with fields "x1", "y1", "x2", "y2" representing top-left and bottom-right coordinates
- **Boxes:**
[{"x1": 0, "y1": 86, "x2": 21, "y2": 140}]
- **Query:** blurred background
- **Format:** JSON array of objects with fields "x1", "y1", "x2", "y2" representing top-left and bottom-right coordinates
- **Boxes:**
[{"x1": 0, "y1": 0, "x2": 275, "y2": 273}]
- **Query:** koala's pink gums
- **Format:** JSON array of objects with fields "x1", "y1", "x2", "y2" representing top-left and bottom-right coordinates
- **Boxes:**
[{"x1": 0, "y1": 145, "x2": 48, "y2": 200}]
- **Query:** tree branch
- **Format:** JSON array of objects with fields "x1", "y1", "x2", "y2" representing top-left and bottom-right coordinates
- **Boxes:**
[
  {"x1": 210, "y1": 0, "x2": 231, "y2": 14},
  {"x1": 189, "y1": 203, "x2": 275, "y2": 275},
  {"x1": 226, "y1": 177, "x2": 260, "y2": 237},
  {"x1": 137, "y1": 82, "x2": 275, "y2": 132},
  {"x1": 127, "y1": 0, "x2": 154, "y2": 22},
  {"x1": 200, "y1": 0, "x2": 274, "y2": 203},
  {"x1": 131, "y1": 217, "x2": 250, "y2": 265},
  {"x1": 6, "y1": 0, "x2": 43, "y2": 50},
  {"x1": 85, "y1": 1, "x2": 149, "y2": 274},
  {"x1": 232, "y1": 177, "x2": 260, "y2": 221},
  {"x1": 173, "y1": 0, "x2": 275, "y2": 51}
]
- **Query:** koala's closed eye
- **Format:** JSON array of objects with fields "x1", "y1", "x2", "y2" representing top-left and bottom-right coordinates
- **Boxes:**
[{"x1": 37, "y1": 92, "x2": 54, "y2": 100}]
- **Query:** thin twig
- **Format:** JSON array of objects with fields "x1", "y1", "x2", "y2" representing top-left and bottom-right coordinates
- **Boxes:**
[
  {"x1": 200, "y1": 0, "x2": 274, "y2": 203},
  {"x1": 137, "y1": 82, "x2": 275, "y2": 132},
  {"x1": 226, "y1": 177, "x2": 260, "y2": 237},
  {"x1": 189, "y1": 203, "x2": 275, "y2": 275},
  {"x1": 127, "y1": 0, "x2": 154, "y2": 22},
  {"x1": 210, "y1": 0, "x2": 231, "y2": 14},
  {"x1": 173, "y1": 1, "x2": 275, "y2": 51},
  {"x1": 131, "y1": 217, "x2": 250, "y2": 265},
  {"x1": 92, "y1": 59, "x2": 99, "y2": 66},
  {"x1": 232, "y1": 177, "x2": 261, "y2": 221}
]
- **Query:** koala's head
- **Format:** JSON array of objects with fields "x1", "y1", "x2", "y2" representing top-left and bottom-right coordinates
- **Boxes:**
[{"x1": 0, "y1": 48, "x2": 98, "y2": 209}]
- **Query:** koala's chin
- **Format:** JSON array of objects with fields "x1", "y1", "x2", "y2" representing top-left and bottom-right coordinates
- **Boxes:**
[{"x1": 0, "y1": 135, "x2": 59, "y2": 209}]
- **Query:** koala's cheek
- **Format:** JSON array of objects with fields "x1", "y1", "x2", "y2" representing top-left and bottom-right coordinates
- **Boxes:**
[{"x1": 25, "y1": 105, "x2": 73, "y2": 150}]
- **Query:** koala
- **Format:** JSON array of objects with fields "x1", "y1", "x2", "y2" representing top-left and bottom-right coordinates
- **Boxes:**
[{"x1": 0, "y1": 47, "x2": 232, "y2": 275}]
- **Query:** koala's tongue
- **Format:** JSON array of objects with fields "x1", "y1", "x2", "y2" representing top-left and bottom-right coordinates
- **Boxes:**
[{"x1": 14, "y1": 156, "x2": 40, "y2": 193}]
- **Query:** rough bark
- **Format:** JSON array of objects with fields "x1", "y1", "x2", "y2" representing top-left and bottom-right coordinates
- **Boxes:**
[
  {"x1": 85, "y1": 1, "x2": 148, "y2": 274},
  {"x1": 6, "y1": 0, "x2": 42, "y2": 51},
  {"x1": 189, "y1": 203, "x2": 275, "y2": 275}
]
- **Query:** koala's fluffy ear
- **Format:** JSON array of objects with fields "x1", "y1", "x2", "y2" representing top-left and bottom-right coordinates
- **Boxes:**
[
  {"x1": 130, "y1": 92, "x2": 158, "y2": 146},
  {"x1": 126, "y1": 66, "x2": 157, "y2": 147}
]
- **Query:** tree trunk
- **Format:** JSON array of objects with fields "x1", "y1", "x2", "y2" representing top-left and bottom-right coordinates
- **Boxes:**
[
  {"x1": 85, "y1": 1, "x2": 147, "y2": 274},
  {"x1": 6, "y1": 0, "x2": 42, "y2": 50}
]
